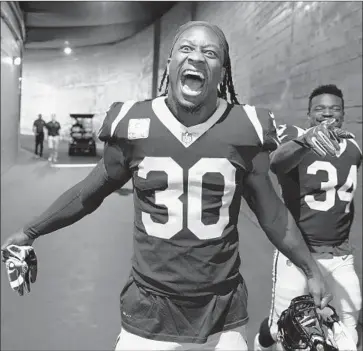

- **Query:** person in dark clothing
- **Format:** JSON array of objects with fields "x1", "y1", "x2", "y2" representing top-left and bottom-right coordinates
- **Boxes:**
[{"x1": 33, "y1": 114, "x2": 46, "y2": 158}]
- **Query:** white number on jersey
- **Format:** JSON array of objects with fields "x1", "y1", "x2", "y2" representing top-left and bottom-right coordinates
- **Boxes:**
[
  {"x1": 137, "y1": 157, "x2": 236, "y2": 240},
  {"x1": 304, "y1": 161, "x2": 357, "y2": 213}
]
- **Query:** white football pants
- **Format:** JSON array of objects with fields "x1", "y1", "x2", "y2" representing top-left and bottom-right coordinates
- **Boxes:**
[
  {"x1": 268, "y1": 249, "x2": 362, "y2": 345},
  {"x1": 114, "y1": 325, "x2": 248, "y2": 350}
]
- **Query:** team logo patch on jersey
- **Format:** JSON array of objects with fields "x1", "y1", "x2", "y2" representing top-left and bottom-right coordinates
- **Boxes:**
[{"x1": 128, "y1": 118, "x2": 150, "y2": 139}]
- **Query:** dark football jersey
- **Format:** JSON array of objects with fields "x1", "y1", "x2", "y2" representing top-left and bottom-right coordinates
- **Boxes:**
[
  {"x1": 98, "y1": 97, "x2": 278, "y2": 342},
  {"x1": 276, "y1": 124, "x2": 362, "y2": 247}
]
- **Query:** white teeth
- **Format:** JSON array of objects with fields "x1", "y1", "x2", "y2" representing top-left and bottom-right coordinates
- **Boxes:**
[
  {"x1": 181, "y1": 85, "x2": 202, "y2": 96},
  {"x1": 183, "y1": 70, "x2": 205, "y2": 80}
]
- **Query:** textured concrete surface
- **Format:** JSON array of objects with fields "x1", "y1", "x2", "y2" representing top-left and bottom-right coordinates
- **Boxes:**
[
  {"x1": 1, "y1": 2, "x2": 24, "y2": 173},
  {"x1": 192, "y1": 1, "x2": 362, "y2": 137}
]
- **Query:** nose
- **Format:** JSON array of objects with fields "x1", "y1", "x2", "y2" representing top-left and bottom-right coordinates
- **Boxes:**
[
  {"x1": 187, "y1": 49, "x2": 205, "y2": 64},
  {"x1": 322, "y1": 108, "x2": 333, "y2": 116}
]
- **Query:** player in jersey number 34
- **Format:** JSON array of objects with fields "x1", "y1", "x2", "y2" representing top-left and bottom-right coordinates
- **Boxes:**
[{"x1": 255, "y1": 84, "x2": 362, "y2": 351}]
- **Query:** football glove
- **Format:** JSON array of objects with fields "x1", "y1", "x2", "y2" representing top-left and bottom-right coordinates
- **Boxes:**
[
  {"x1": 277, "y1": 295, "x2": 336, "y2": 351},
  {"x1": 295, "y1": 118, "x2": 354, "y2": 158},
  {"x1": 1, "y1": 245, "x2": 37, "y2": 296}
]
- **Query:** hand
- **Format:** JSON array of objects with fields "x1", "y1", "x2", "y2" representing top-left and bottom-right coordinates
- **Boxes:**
[
  {"x1": 295, "y1": 118, "x2": 354, "y2": 157},
  {"x1": 307, "y1": 271, "x2": 333, "y2": 309},
  {"x1": 296, "y1": 118, "x2": 341, "y2": 157},
  {"x1": 1, "y1": 231, "x2": 35, "y2": 250},
  {"x1": 1, "y1": 244, "x2": 38, "y2": 296}
]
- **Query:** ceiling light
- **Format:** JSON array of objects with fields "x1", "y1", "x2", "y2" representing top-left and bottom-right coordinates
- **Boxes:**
[
  {"x1": 13, "y1": 57, "x2": 21, "y2": 65},
  {"x1": 64, "y1": 47, "x2": 72, "y2": 55}
]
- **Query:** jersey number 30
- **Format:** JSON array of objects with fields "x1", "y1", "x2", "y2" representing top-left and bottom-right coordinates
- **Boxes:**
[
  {"x1": 304, "y1": 161, "x2": 357, "y2": 213},
  {"x1": 138, "y1": 157, "x2": 236, "y2": 240}
]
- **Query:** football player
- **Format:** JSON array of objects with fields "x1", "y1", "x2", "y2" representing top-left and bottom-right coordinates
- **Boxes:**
[
  {"x1": 1, "y1": 22, "x2": 332, "y2": 350},
  {"x1": 254, "y1": 84, "x2": 362, "y2": 351}
]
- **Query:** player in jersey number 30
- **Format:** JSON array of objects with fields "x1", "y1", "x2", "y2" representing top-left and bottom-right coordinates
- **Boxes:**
[{"x1": 1, "y1": 22, "x2": 338, "y2": 350}]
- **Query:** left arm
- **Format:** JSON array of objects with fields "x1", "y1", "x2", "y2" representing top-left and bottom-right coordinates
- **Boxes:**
[{"x1": 243, "y1": 151, "x2": 331, "y2": 307}]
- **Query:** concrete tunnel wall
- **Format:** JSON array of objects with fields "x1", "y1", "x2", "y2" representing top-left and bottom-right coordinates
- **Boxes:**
[
  {"x1": 1, "y1": 2, "x2": 24, "y2": 174},
  {"x1": 20, "y1": 1, "x2": 362, "y2": 144}
]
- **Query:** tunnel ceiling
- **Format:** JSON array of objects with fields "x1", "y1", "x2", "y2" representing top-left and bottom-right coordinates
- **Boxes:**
[{"x1": 19, "y1": 1, "x2": 176, "y2": 50}]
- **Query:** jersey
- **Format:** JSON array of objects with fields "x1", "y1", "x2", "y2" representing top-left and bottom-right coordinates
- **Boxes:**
[
  {"x1": 33, "y1": 119, "x2": 46, "y2": 134},
  {"x1": 46, "y1": 121, "x2": 61, "y2": 136},
  {"x1": 98, "y1": 97, "x2": 278, "y2": 342},
  {"x1": 276, "y1": 124, "x2": 362, "y2": 247}
]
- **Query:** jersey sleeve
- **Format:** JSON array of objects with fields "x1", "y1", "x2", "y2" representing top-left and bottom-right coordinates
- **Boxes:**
[
  {"x1": 348, "y1": 139, "x2": 363, "y2": 169},
  {"x1": 276, "y1": 124, "x2": 305, "y2": 144},
  {"x1": 103, "y1": 141, "x2": 132, "y2": 181},
  {"x1": 97, "y1": 102, "x2": 124, "y2": 142},
  {"x1": 98, "y1": 101, "x2": 134, "y2": 178}
]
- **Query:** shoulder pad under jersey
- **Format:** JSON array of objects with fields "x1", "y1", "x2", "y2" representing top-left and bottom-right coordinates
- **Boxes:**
[
  {"x1": 242, "y1": 104, "x2": 280, "y2": 152},
  {"x1": 347, "y1": 138, "x2": 363, "y2": 167},
  {"x1": 276, "y1": 124, "x2": 305, "y2": 144},
  {"x1": 98, "y1": 101, "x2": 136, "y2": 142}
]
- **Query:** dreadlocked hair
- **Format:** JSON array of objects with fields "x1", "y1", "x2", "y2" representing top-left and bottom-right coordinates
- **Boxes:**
[{"x1": 158, "y1": 54, "x2": 240, "y2": 105}]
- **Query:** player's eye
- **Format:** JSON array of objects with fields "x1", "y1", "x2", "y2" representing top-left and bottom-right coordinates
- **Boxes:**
[
  {"x1": 332, "y1": 106, "x2": 342, "y2": 111},
  {"x1": 314, "y1": 106, "x2": 324, "y2": 111},
  {"x1": 204, "y1": 50, "x2": 217, "y2": 58},
  {"x1": 180, "y1": 45, "x2": 193, "y2": 53}
]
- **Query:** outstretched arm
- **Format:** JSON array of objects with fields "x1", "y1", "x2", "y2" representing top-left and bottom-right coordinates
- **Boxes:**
[
  {"x1": 243, "y1": 151, "x2": 332, "y2": 307},
  {"x1": 270, "y1": 140, "x2": 309, "y2": 174},
  {"x1": 271, "y1": 119, "x2": 355, "y2": 174},
  {"x1": 1, "y1": 142, "x2": 131, "y2": 248}
]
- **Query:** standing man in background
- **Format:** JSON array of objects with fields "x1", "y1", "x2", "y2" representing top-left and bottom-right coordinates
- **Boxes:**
[
  {"x1": 32, "y1": 114, "x2": 46, "y2": 158},
  {"x1": 46, "y1": 113, "x2": 61, "y2": 163}
]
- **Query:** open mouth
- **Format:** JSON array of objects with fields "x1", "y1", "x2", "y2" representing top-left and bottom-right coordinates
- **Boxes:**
[{"x1": 180, "y1": 70, "x2": 206, "y2": 97}]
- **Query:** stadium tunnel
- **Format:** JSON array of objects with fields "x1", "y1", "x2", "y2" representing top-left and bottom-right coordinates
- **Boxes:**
[
  {"x1": 1, "y1": 1, "x2": 362, "y2": 349},
  {"x1": 1, "y1": 1, "x2": 362, "y2": 170}
]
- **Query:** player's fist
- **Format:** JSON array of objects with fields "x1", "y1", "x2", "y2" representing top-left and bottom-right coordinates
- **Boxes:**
[
  {"x1": 1, "y1": 231, "x2": 34, "y2": 251},
  {"x1": 296, "y1": 118, "x2": 340, "y2": 157},
  {"x1": 307, "y1": 270, "x2": 333, "y2": 309},
  {"x1": 1, "y1": 244, "x2": 38, "y2": 296}
]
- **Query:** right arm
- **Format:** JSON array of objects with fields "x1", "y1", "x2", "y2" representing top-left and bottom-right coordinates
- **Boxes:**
[
  {"x1": 1, "y1": 102, "x2": 129, "y2": 248},
  {"x1": 271, "y1": 119, "x2": 351, "y2": 174},
  {"x1": 1, "y1": 142, "x2": 131, "y2": 249},
  {"x1": 270, "y1": 140, "x2": 309, "y2": 174},
  {"x1": 24, "y1": 149, "x2": 131, "y2": 241}
]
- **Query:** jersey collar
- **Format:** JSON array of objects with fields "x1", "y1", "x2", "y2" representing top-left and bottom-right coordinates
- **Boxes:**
[{"x1": 152, "y1": 96, "x2": 228, "y2": 148}]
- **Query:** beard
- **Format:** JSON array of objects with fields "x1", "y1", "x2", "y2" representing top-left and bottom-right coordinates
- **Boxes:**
[{"x1": 176, "y1": 99, "x2": 204, "y2": 113}]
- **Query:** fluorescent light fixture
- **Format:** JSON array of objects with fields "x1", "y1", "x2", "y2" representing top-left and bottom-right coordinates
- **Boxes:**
[
  {"x1": 64, "y1": 47, "x2": 72, "y2": 55},
  {"x1": 13, "y1": 57, "x2": 21, "y2": 65}
]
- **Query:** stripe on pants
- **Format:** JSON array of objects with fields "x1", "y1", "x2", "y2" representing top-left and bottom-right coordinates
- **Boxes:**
[{"x1": 268, "y1": 249, "x2": 280, "y2": 327}]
